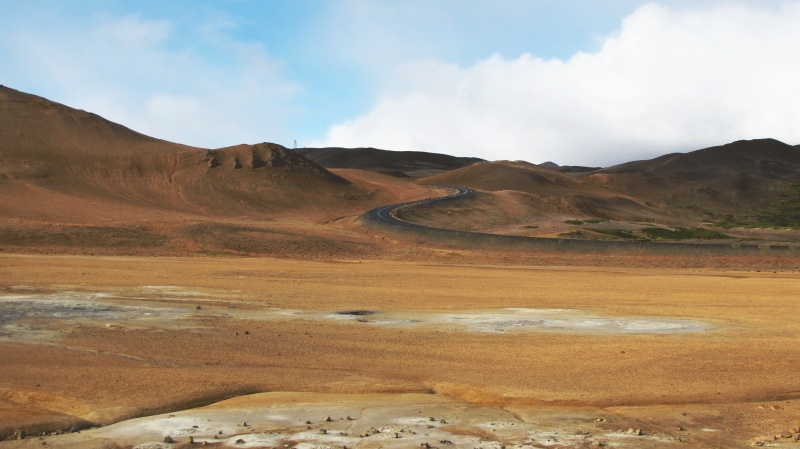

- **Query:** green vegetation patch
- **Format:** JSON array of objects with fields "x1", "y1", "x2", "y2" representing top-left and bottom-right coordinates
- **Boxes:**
[
  {"x1": 558, "y1": 229, "x2": 588, "y2": 238},
  {"x1": 713, "y1": 182, "x2": 800, "y2": 229},
  {"x1": 642, "y1": 227, "x2": 732, "y2": 240},
  {"x1": 523, "y1": 225, "x2": 539, "y2": 229},
  {"x1": 565, "y1": 218, "x2": 607, "y2": 225},
  {"x1": 757, "y1": 182, "x2": 800, "y2": 228},
  {"x1": 585, "y1": 228, "x2": 640, "y2": 239}
]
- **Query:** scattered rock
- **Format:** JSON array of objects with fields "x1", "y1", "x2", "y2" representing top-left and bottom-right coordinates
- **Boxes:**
[
  {"x1": 326, "y1": 416, "x2": 333, "y2": 422},
  {"x1": 186, "y1": 436, "x2": 194, "y2": 444},
  {"x1": 13, "y1": 430, "x2": 25, "y2": 440},
  {"x1": 242, "y1": 422, "x2": 247, "y2": 427},
  {"x1": 320, "y1": 429, "x2": 327, "y2": 435},
  {"x1": 627, "y1": 428, "x2": 642, "y2": 436},
  {"x1": 439, "y1": 439, "x2": 453, "y2": 444},
  {"x1": 306, "y1": 420, "x2": 312, "y2": 424},
  {"x1": 244, "y1": 331, "x2": 250, "y2": 335},
  {"x1": 346, "y1": 415, "x2": 354, "y2": 421},
  {"x1": 429, "y1": 417, "x2": 436, "y2": 422},
  {"x1": 196, "y1": 305, "x2": 201, "y2": 310},
  {"x1": 235, "y1": 439, "x2": 245, "y2": 444},
  {"x1": 163, "y1": 435, "x2": 174, "y2": 444},
  {"x1": 440, "y1": 419, "x2": 447, "y2": 424},
  {"x1": 69, "y1": 425, "x2": 80, "y2": 433}
]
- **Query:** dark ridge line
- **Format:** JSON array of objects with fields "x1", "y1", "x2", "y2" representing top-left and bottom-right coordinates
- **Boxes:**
[{"x1": 361, "y1": 187, "x2": 799, "y2": 255}]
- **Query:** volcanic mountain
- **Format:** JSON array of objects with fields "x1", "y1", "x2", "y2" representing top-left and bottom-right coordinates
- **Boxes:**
[
  {"x1": 582, "y1": 138, "x2": 800, "y2": 223},
  {"x1": 0, "y1": 86, "x2": 441, "y2": 256},
  {"x1": 0, "y1": 86, "x2": 417, "y2": 222},
  {"x1": 297, "y1": 147, "x2": 483, "y2": 178}
]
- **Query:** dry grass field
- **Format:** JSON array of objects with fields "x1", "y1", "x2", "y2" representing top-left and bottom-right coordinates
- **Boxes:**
[{"x1": 2, "y1": 253, "x2": 800, "y2": 448}]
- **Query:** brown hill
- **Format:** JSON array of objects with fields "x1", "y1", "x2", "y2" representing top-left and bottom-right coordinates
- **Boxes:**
[
  {"x1": 0, "y1": 86, "x2": 400, "y2": 221},
  {"x1": 297, "y1": 147, "x2": 483, "y2": 178},
  {"x1": 582, "y1": 138, "x2": 800, "y2": 221},
  {"x1": 0, "y1": 86, "x2": 441, "y2": 256},
  {"x1": 421, "y1": 160, "x2": 584, "y2": 194},
  {"x1": 410, "y1": 160, "x2": 670, "y2": 229}
]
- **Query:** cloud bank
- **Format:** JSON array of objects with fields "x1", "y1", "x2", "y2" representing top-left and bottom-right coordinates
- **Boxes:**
[{"x1": 317, "y1": 2, "x2": 800, "y2": 166}]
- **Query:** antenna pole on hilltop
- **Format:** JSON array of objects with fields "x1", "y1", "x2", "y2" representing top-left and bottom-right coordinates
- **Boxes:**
[{"x1": 294, "y1": 139, "x2": 297, "y2": 149}]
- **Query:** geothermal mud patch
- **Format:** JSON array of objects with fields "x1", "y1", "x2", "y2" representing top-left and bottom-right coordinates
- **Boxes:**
[
  {"x1": 0, "y1": 287, "x2": 710, "y2": 344},
  {"x1": 14, "y1": 392, "x2": 698, "y2": 449},
  {"x1": 325, "y1": 307, "x2": 710, "y2": 334}
]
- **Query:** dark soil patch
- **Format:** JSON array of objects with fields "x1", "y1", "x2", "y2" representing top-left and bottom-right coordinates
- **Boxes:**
[{"x1": 336, "y1": 310, "x2": 377, "y2": 316}]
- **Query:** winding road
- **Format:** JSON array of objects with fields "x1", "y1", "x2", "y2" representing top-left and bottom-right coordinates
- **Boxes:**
[
  {"x1": 366, "y1": 187, "x2": 474, "y2": 230},
  {"x1": 362, "y1": 186, "x2": 796, "y2": 254}
]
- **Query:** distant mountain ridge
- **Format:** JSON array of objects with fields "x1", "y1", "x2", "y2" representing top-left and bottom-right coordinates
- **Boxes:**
[
  {"x1": 581, "y1": 138, "x2": 800, "y2": 220},
  {"x1": 297, "y1": 147, "x2": 483, "y2": 178},
  {"x1": 594, "y1": 138, "x2": 800, "y2": 180},
  {"x1": 538, "y1": 161, "x2": 600, "y2": 174}
]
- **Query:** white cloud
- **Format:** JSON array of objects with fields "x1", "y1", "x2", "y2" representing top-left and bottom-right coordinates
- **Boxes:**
[
  {"x1": 2, "y1": 13, "x2": 301, "y2": 149},
  {"x1": 316, "y1": 2, "x2": 800, "y2": 166},
  {"x1": 94, "y1": 14, "x2": 171, "y2": 48}
]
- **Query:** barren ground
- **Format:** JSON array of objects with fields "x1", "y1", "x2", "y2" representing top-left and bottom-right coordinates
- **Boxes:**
[{"x1": 2, "y1": 254, "x2": 800, "y2": 448}]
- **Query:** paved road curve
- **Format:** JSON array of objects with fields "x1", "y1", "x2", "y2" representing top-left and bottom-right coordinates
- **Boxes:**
[
  {"x1": 366, "y1": 187, "x2": 474, "y2": 230},
  {"x1": 362, "y1": 186, "x2": 798, "y2": 254}
]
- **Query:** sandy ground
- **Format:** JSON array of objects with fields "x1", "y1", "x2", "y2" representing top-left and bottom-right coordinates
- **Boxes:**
[{"x1": 2, "y1": 254, "x2": 800, "y2": 448}]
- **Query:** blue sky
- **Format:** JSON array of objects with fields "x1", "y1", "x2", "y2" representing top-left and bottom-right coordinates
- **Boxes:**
[{"x1": 2, "y1": 0, "x2": 798, "y2": 166}]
